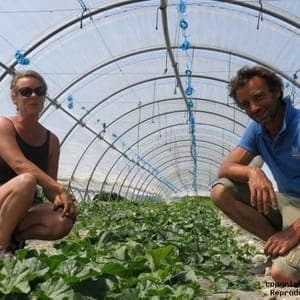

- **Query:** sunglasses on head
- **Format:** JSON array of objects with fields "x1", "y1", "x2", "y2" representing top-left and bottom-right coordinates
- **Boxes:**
[{"x1": 18, "y1": 86, "x2": 46, "y2": 97}]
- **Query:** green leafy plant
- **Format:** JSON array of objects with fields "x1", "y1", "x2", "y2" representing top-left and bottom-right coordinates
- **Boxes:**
[{"x1": 0, "y1": 196, "x2": 258, "y2": 299}]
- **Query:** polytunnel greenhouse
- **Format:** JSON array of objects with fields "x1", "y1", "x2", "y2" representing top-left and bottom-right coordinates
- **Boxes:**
[
  {"x1": 0, "y1": 0, "x2": 299, "y2": 202},
  {"x1": 1, "y1": 1, "x2": 300, "y2": 299}
]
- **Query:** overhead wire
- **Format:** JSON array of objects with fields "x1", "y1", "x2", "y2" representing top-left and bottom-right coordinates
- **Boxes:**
[{"x1": 160, "y1": 0, "x2": 198, "y2": 194}]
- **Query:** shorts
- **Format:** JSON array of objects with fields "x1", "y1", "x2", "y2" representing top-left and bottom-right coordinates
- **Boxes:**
[
  {"x1": 211, "y1": 177, "x2": 282, "y2": 230},
  {"x1": 212, "y1": 177, "x2": 300, "y2": 279},
  {"x1": 272, "y1": 194, "x2": 300, "y2": 279}
]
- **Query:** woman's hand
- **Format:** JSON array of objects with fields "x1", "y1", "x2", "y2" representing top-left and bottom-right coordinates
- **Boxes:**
[{"x1": 53, "y1": 188, "x2": 78, "y2": 221}]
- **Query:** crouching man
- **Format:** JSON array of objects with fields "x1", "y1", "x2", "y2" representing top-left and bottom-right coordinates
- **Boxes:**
[{"x1": 210, "y1": 65, "x2": 300, "y2": 285}]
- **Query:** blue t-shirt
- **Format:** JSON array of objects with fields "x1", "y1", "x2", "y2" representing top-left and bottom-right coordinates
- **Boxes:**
[{"x1": 239, "y1": 96, "x2": 300, "y2": 198}]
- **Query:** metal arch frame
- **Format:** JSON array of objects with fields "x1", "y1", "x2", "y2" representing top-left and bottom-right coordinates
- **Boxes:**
[
  {"x1": 122, "y1": 139, "x2": 226, "y2": 199},
  {"x1": 0, "y1": 62, "x2": 13, "y2": 74},
  {"x1": 44, "y1": 74, "x2": 222, "y2": 183},
  {"x1": 1, "y1": 0, "x2": 298, "y2": 82},
  {"x1": 61, "y1": 74, "x2": 232, "y2": 191},
  {"x1": 136, "y1": 158, "x2": 201, "y2": 200},
  {"x1": 142, "y1": 158, "x2": 220, "y2": 200},
  {"x1": 101, "y1": 120, "x2": 240, "y2": 201},
  {"x1": 1, "y1": 11, "x2": 297, "y2": 126},
  {"x1": 134, "y1": 157, "x2": 193, "y2": 201},
  {"x1": 41, "y1": 44, "x2": 299, "y2": 120},
  {"x1": 112, "y1": 135, "x2": 230, "y2": 200},
  {"x1": 1, "y1": 44, "x2": 296, "y2": 192},
  {"x1": 38, "y1": 48, "x2": 297, "y2": 192},
  {"x1": 52, "y1": 1, "x2": 299, "y2": 199},
  {"x1": 56, "y1": 74, "x2": 229, "y2": 147},
  {"x1": 120, "y1": 137, "x2": 232, "y2": 199},
  {"x1": 40, "y1": 45, "x2": 249, "y2": 114},
  {"x1": 69, "y1": 97, "x2": 240, "y2": 201},
  {"x1": 145, "y1": 160, "x2": 218, "y2": 201},
  {"x1": 0, "y1": 1, "x2": 297, "y2": 120},
  {"x1": 44, "y1": 47, "x2": 298, "y2": 145},
  {"x1": 47, "y1": 76, "x2": 204, "y2": 194},
  {"x1": 0, "y1": 0, "x2": 145, "y2": 81},
  {"x1": 125, "y1": 149, "x2": 223, "y2": 199},
  {"x1": 87, "y1": 108, "x2": 245, "y2": 198},
  {"x1": 213, "y1": 0, "x2": 300, "y2": 29},
  {"x1": 119, "y1": 141, "x2": 224, "y2": 199},
  {"x1": 166, "y1": 165, "x2": 217, "y2": 187},
  {"x1": 115, "y1": 127, "x2": 235, "y2": 201},
  {"x1": 157, "y1": 156, "x2": 220, "y2": 182},
  {"x1": 149, "y1": 165, "x2": 216, "y2": 200},
  {"x1": 91, "y1": 119, "x2": 241, "y2": 201},
  {"x1": 68, "y1": 95, "x2": 241, "y2": 186},
  {"x1": 136, "y1": 156, "x2": 220, "y2": 201},
  {"x1": 120, "y1": 142, "x2": 228, "y2": 200},
  {"x1": 149, "y1": 179, "x2": 213, "y2": 201},
  {"x1": 0, "y1": 0, "x2": 297, "y2": 199},
  {"x1": 36, "y1": 45, "x2": 297, "y2": 182}
]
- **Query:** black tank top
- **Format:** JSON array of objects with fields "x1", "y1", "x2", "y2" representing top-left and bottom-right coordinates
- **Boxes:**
[{"x1": 0, "y1": 129, "x2": 50, "y2": 184}]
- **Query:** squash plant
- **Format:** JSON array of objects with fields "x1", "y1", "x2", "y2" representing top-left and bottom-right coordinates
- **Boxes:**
[{"x1": 0, "y1": 197, "x2": 258, "y2": 299}]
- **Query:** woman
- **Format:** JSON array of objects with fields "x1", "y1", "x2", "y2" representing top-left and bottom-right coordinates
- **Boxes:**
[{"x1": 0, "y1": 70, "x2": 77, "y2": 257}]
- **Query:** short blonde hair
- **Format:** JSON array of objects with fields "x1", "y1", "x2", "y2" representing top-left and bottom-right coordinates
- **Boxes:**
[{"x1": 10, "y1": 70, "x2": 48, "y2": 96}]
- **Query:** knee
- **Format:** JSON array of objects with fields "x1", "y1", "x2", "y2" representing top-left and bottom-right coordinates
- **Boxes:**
[
  {"x1": 15, "y1": 173, "x2": 37, "y2": 196},
  {"x1": 271, "y1": 263, "x2": 300, "y2": 285},
  {"x1": 270, "y1": 264, "x2": 285, "y2": 283},
  {"x1": 210, "y1": 183, "x2": 227, "y2": 208},
  {"x1": 52, "y1": 216, "x2": 74, "y2": 239}
]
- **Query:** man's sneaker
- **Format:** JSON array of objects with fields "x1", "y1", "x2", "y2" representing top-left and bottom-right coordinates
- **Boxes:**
[{"x1": 0, "y1": 246, "x2": 13, "y2": 258}]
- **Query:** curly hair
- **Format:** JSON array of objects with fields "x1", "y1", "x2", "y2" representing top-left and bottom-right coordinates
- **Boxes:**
[{"x1": 229, "y1": 66, "x2": 283, "y2": 105}]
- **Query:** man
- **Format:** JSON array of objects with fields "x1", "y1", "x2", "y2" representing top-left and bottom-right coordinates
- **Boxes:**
[{"x1": 210, "y1": 65, "x2": 300, "y2": 284}]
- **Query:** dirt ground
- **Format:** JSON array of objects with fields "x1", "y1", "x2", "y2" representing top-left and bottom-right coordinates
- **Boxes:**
[{"x1": 219, "y1": 212, "x2": 300, "y2": 300}]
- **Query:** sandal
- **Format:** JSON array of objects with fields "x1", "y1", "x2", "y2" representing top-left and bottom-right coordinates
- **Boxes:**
[
  {"x1": 9, "y1": 235, "x2": 25, "y2": 252},
  {"x1": 9, "y1": 229, "x2": 26, "y2": 252}
]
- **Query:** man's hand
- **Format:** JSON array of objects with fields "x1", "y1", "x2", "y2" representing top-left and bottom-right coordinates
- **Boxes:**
[
  {"x1": 248, "y1": 167, "x2": 278, "y2": 215},
  {"x1": 264, "y1": 227, "x2": 300, "y2": 258}
]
